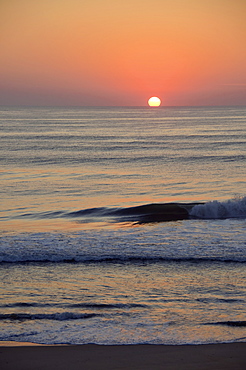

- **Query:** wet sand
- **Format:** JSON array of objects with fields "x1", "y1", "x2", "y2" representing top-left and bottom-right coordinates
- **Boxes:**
[{"x1": 0, "y1": 342, "x2": 245, "y2": 369}]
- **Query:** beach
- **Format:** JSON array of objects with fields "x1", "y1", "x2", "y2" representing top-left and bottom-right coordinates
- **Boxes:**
[{"x1": 1, "y1": 342, "x2": 246, "y2": 369}]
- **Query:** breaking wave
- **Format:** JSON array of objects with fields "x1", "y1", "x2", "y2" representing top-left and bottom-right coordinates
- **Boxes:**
[
  {"x1": 1, "y1": 197, "x2": 245, "y2": 264},
  {"x1": 189, "y1": 196, "x2": 246, "y2": 219},
  {"x1": 8, "y1": 197, "x2": 246, "y2": 224}
]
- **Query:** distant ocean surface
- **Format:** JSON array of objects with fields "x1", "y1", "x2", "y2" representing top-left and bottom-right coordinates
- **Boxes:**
[{"x1": 0, "y1": 106, "x2": 245, "y2": 345}]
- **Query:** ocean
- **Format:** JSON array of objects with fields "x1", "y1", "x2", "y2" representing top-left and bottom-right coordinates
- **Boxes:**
[{"x1": 0, "y1": 105, "x2": 245, "y2": 345}]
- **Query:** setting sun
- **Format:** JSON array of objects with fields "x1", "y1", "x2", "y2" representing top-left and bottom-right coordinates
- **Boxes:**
[{"x1": 148, "y1": 97, "x2": 161, "y2": 107}]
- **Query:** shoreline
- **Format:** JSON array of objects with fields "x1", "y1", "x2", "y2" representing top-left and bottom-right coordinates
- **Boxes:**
[{"x1": 1, "y1": 342, "x2": 245, "y2": 369}]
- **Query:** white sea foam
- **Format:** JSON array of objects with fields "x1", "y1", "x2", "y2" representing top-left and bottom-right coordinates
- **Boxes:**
[
  {"x1": 1, "y1": 218, "x2": 245, "y2": 263},
  {"x1": 189, "y1": 196, "x2": 246, "y2": 219}
]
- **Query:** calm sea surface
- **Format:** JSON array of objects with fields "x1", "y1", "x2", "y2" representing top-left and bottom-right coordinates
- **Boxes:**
[{"x1": 0, "y1": 106, "x2": 245, "y2": 345}]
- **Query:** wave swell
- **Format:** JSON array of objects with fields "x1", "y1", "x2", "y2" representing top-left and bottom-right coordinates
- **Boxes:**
[
  {"x1": 1, "y1": 302, "x2": 146, "y2": 309},
  {"x1": 0, "y1": 312, "x2": 98, "y2": 321},
  {"x1": 1, "y1": 256, "x2": 245, "y2": 264},
  {"x1": 10, "y1": 197, "x2": 246, "y2": 224},
  {"x1": 205, "y1": 321, "x2": 246, "y2": 327}
]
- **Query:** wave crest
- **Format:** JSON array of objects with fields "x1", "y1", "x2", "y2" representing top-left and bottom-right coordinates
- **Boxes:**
[{"x1": 189, "y1": 196, "x2": 246, "y2": 219}]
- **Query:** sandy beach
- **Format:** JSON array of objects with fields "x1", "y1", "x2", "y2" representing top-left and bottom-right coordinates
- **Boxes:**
[{"x1": 0, "y1": 342, "x2": 245, "y2": 370}]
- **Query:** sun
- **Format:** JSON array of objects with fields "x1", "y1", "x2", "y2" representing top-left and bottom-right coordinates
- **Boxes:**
[{"x1": 148, "y1": 97, "x2": 161, "y2": 107}]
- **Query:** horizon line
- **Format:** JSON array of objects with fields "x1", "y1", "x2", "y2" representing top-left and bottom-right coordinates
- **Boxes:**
[{"x1": 1, "y1": 104, "x2": 246, "y2": 109}]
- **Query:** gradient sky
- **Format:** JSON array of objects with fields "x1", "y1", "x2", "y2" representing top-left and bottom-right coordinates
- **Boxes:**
[{"x1": 1, "y1": 0, "x2": 246, "y2": 106}]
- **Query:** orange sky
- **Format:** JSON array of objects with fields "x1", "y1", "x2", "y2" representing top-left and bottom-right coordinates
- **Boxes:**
[{"x1": 1, "y1": 0, "x2": 246, "y2": 106}]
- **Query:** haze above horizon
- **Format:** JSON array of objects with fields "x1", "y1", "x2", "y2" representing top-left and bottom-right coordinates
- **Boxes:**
[{"x1": 1, "y1": 0, "x2": 246, "y2": 107}]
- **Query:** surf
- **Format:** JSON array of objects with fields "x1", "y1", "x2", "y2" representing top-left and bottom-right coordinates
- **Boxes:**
[
  {"x1": 189, "y1": 196, "x2": 246, "y2": 219},
  {"x1": 8, "y1": 196, "x2": 246, "y2": 225}
]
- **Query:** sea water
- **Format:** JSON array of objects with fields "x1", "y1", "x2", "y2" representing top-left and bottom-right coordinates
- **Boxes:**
[{"x1": 0, "y1": 106, "x2": 245, "y2": 345}]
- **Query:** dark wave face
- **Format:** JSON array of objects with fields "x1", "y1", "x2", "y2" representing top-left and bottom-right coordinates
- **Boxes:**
[
  {"x1": 0, "y1": 312, "x2": 99, "y2": 321},
  {"x1": 9, "y1": 197, "x2": 246, "y2": 225},
  {"x1": 205, "y1": 321, "x2": 246, "y2": 327},
  {"x1": 67, "y1": 202, "x2": 200, "y2": 223},
  {"x1": 8, "y1": 203, "x2": 198, "y2": 223}
]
